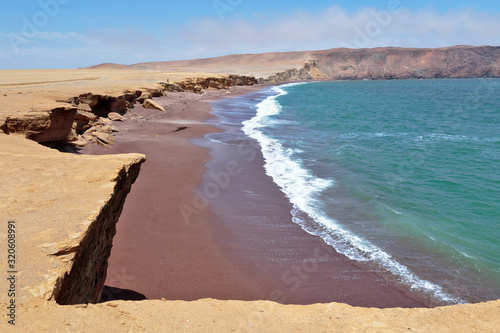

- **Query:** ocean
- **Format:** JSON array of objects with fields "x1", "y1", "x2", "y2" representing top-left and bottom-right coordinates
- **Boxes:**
[{"x1": 207, "y1": 79, "x2": 500, "y2": 306}]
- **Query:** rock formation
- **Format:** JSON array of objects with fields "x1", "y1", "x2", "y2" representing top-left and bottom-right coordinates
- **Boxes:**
[
  {"x1": 260, "y1": 46, "x2": 500, "y2": 82},
  {"x1": 107, "y1": 112, "x2": 125, "y2": 122},
  {"x1": 0, "y1": 134, "x2": 145, "y2": 305},
  {"x1": 260, "y1": 60, "x2": 327, "y2": 83},
  {"x1": 143, "y1": 99, "x2": 165, "y2": 112},
  {"x1": 313, "y1": 46, "x2": 500, "y2": 80},
  {"x1": 0, "y1": 107, "x2": 77, "y2": 143},
  {"x1": 0, "y1": 74, "x2": 257, "y2": 146},
  {"x1": 172, "y1": 76, "x2": 258, "y2": 93}
]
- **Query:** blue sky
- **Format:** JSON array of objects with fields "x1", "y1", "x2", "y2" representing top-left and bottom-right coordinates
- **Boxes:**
[{"x1": 1, "y1": 0, "x2": 499, "y2": 69}]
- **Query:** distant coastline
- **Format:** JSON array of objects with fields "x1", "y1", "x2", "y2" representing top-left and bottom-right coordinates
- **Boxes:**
[{"x1": 87, "y1": 45, "x2": 500, "y2": 83}]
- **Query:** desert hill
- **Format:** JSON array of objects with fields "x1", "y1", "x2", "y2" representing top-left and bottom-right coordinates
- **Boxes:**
[{"x1": 88, "y1": 45, "x2": 500, "y2": 81}]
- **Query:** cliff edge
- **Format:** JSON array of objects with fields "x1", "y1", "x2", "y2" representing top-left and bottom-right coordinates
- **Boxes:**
[{"x1": 0, "y1": 134, "x2": 145, "y2": 305}]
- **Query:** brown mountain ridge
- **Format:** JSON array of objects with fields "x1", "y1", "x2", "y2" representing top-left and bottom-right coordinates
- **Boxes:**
[{"x1": 88, "y1": 45, "x2": 500, "y2": 82}]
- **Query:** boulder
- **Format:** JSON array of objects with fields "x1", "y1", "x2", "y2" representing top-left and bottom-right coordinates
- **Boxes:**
[
  {"x1": 148, "y1": 88, "x2": 164, "y2": 97},
  {"x1": 77, "y1": 103, "x2": 93, "y2": 113},
  {"x1": 70, "y1": 135, "x2": 90, "y2": 147},
  {"x1": 137, "y1": 91, "x2": 152, "y2": 103},
  {"x1": 74, "y1": 109, "x2": 98, "y2": 133},
  {"x1": 92, "y1": 131, "x2": 114, "y2": 146},
  {"x1": 143, "y1": 99, "x2": 165, "y2": 112},
  {"x1": 108, "y1": 112, "x2": 125, "y2": 122}
]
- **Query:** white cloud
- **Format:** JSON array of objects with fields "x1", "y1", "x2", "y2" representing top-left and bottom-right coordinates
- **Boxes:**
[{"x1": 176, "y1": 6, "x2": 500, "y2": 53}]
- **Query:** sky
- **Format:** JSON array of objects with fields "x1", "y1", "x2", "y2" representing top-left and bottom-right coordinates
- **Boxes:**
[{"x1": 0, "y1": 0, "x2": 499, "y2": 69}]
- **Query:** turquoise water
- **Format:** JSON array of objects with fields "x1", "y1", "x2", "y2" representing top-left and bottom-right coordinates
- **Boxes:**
[{"x1": 242, "y1": 79, "x2": 500, "y2": 304}]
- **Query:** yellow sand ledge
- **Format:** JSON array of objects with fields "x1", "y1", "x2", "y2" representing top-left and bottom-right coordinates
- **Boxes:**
[
  {"x1": 0, "y1": 70, "x2": 499, "y2": 332},
  {"x1": 0, "y1": 69, "x2": 225, "y2": 113},
  {"x1": 0, "y1": 298, "x2": 497, "y2": 332}
]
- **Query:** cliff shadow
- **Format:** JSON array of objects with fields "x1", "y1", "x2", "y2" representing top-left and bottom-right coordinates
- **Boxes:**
[{"x1": 99, "y1": 286, "x2": 147, "y2": 302}]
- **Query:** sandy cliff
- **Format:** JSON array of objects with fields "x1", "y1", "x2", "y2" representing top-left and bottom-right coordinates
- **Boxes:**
[
  {"x1": 0, "y1": 134, "x2": 145, "y2": 306},
  {"x1": 0, "y1": 70, "x2": 257, "y2": 145}
]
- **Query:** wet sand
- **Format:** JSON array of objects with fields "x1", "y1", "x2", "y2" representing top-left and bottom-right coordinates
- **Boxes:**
[{"x1": 79, "y1": 85, "x2": 424, "y2": 307}]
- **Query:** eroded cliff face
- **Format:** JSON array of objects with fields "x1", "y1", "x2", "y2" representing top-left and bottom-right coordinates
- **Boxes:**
[
  {"x1": 314, "y1": 46, "x2": 500, "y2": 80},
  {"x1": 167, "y1": 75, "x2": 258, "y2": 93},
  {"x1": 261, "y1": 46, "x2": 500, "y2": 82},
  {"x1": 0, "y1": 134, "x2": 145, "y2": 305},
  {"x1": 260, "y1": 60, "x2": 327, "y2": 83},
  {"x1": 53, "y1": 156, "x2": 144, "y2": 305},
  {"x1": 0, "y1": 74, "x2": 258, "y2": 145},
  {"x1": 0, "y1": 107, "x2": 77, "y2": 143}
]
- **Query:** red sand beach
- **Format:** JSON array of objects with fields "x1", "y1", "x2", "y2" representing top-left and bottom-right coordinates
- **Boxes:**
[{"x1": 79, "y1": 85, "x2": 424, "y2": 308}]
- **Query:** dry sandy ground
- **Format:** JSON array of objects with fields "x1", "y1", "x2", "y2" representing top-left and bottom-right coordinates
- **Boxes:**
[
  {"x1": 2, "y1": 298, "x2": 499, "y2": 332},
  {"x1": 0, "y1": 68, "x2": 224, "y2": 113}
]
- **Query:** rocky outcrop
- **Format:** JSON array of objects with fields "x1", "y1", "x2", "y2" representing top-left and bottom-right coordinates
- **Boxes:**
[
  {"x1": 228, "y1": 75, "x2": 258, "y2": 86},
  {"x1": 74, "y1": 108, "x2": 99, "y2": 133},
  {"x1": 0, "y1": 74, "x2": 257, "y2": 146},
  {"x1": 143, "y1": 98, "x2": 165, "y2": 112},
  {"x1": 262, "y1": 46, "x2": 500, "y2": 82},
  {"x1": 53, "y1": 153, "x2": 144, "y2": 305},
  {"x1": 0, "y1": 134, "x2": 145, "y2": 305},
  {"x1": 81, "y1": 123, "x2": 117, "y2": 147},
  {"x1": 261, "y1": 60, "x2": 327, "y2": 83},
  {"x1": 73, "y1": 92, "x2": 139, "y2": 118},
  {"x1": 166, "y1": 75, "x2": 258, "y2": 93},
  {"x1": 0, "y1": 107, "x2": 77, "y2": 143},
  {"x1": 107, "y1": 112, "x2": 125, "y2": 122},
  {"x1": 313, "y1": 46, "x2": 500, "y2": 80}
]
